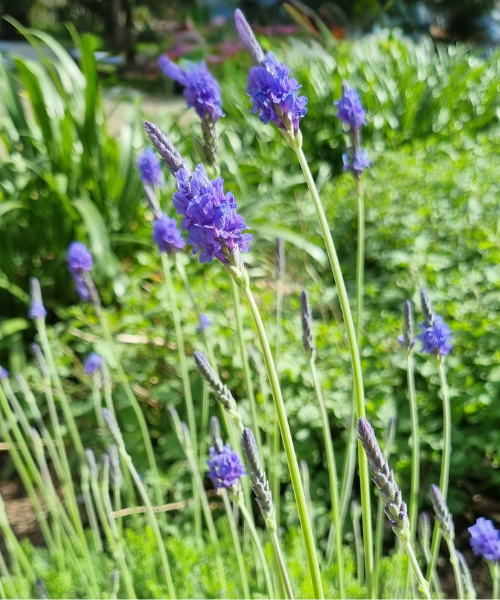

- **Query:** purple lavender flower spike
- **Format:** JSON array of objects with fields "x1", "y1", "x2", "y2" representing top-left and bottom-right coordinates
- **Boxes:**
[
  {"x1": 206, "y1": 443, "x2": 246, "y2": 493},
  {"x1": 234, "y1": 9, "x2": 265, "y2": 64},
  {"x1": 159, "y1": 56, "x2": 223, "y2": 123},
  {"x1": 468, "y1": 518, "x2": 500, "y2": 562},
  {"x1": 67, "y1": 242, "x2": 93, "y2": 301},
  {"x1": 335, "y1": 82, "x2": 366, "y2": 130},
  {"x1": 84, "y1": 353, "x2": 102, "y2": 376},
  {"x1": 28, "y1": 278, "x2": 47, "y2": 320},
  {"x1": 342, "y1": 149, "x2": 371, "y2": 175},
  {"x1": 197, "y1": 314, "x2": 211, "y2": 333},
  {"x1": 144, "y1": 121, "x2": 186, "y2": 176},
  {"x1": 418, "y1": 315, "x2": 452, "y2": 356},
  {"x1": 0, "y1": 366, "x2": 9, "y2": 379},
  {"x1": 152, "y1": 213, "x2": 186, "y2": 254},
  {"x1": 137, "y1": 148, "x2": 164, "y2": 187},
  {"x1": 68, "y1": 242, "x2": 93, "y2": 274},
  {"x1": 172, "y1": 164, "x2": 252, "y2": 269},
  {"x1": 247, "y1": 53, "x2": 308, "y2": 137}
]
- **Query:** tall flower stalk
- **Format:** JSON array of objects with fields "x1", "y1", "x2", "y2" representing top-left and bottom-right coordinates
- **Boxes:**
[
  {"x1": 300, "y1": 290, "x2": 345, "y2": 597},
  {"x1": 418, "y1": 289, "x2": 453, "y2": 590},
  {"x1": 358, "y1": 417, "x2": 431, "y2": 600},
  {"x1": 274, "y1": 237, "x2": 285, "y2": 529},
  {"x1": 235, "y1": 10, "x2": 372, "y2": 594}
]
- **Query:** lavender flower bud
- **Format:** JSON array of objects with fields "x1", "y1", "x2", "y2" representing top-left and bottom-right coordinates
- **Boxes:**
[
  {"x1": 276, "y1": 237, "x2": 285, "y2": 280},
  {"x1": 30, "y1": 343, "x2": 48, "y2": 378},
  {"x1": 398, "y1": 300, "x2": 415, "y2": 351},
  {"x1": 193, "y1": 352, "x2": 242, "y2": 428},
  {"x1": 455, "y1": 551, "x2": 476, "y2": 600},
  {"x1": 36, "y1": 578, "x2": 49, "y2": 600},
  {"x1": 300, "y1": 290, "x2": 315, "y2": 356},
  {"x1": 210, "y1": 416, "x2": 224, "y2": 454},
  {"x1": 152, "y1": 213, "x2": 186, "y2": 255},
  {"x1": 419, "y1": 511, "x2": 431, "y2": 551},
  {"x1": 430, "y1": 484, "x2": 454, "y2": 541},
  {"x1": 342, "y1": 149, "x2": 370, "y2": 175},
  {"x1": 108, "y1": 444, "x2": 122, "y2": 489},
  {"x1": 241, "y1": 427, "x2": 276, "y2": 532},
  {"x1": 420, "y1": 288, "x2": 435, "y2": 328},
  {"x1": 234, "y1": 9, "x2": 265, "y2": 64},
  {"x1": 28, "y1": 278, "x2": 47, "y2": 320},
  {"x1": 137, "y1": 148, "x2": 164, "y2": 187},
  {"x1": 418, "y1": 315, "x2": 452, "y2": 357},
  {"x1": 335, "y1": 82, "x2": 366, "y2": 131},
  {"x1": 197, "y1": 314, "x2": 211, "y2": 334},
  {"x1": 144, "y1": 121, "x2": 185, "y2": 175},
  {"x1": 85, "y1": 449, "x2": 98, "y2": 481},
  {"x1": 102, "y1": 408, "x2": 124, "y2": 446},
  {"x1": 0, "y1": 366, "x2": 9, "y2": 380},
  {"x1": 357, "y1": 417, "x2": 410, "y2": 542}
]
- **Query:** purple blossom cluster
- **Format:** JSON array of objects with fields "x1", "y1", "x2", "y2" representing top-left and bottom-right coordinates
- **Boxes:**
[
  {"x1": 159, "y1": 57, "x2": 223, "y2": 123},
  {"x1": 67, "y1": 242, "x2": 93, "y2": 301},
  {"x1": 137, "y1": 148, "x2": 164, "y2": 187},
  {"x1": 335, "y1": 83, "x2": 366, "y2": 130},
  {"x1": 342, "y1": 149, "x2": 371, "y2": 175},
  {"x1": 0, "y1": 366, "x2": 9, "y2": 379},
  {"x1": 418, "y1": 315, "x2": 452, "y2": 356},
  {"x1": 28, "y1": 301, "x2": 47, "y2": 320},
  {"x1": 197, "y1": 314, "x2": 211, "y2": 333},
  {"x1": 84, "y1": 353, "x2": 102, "y2": 376},
  {"x1": 246, "y1": 53, "x2": 307, "y2": 134},
  {"x1": 152, "y1": 213, "x2": 186, "y2": 255},
  {"x1": 173, "y1": 164, "x2": 252, "y2": 263},
  {"x1": 207, "y1": 444, "x2": 246, "y2": 492},
  {"x1": 469, "y1": 518, "x2": 500, "y2": 562}
]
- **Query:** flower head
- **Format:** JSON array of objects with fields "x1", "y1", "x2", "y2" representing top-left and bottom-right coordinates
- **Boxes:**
[
  {"x1": 418, "y1": 315, "x2": 452, "y2": 356},
  {"x1": 172, "y1": 164, "x2": 252, "y2": 264},
  {"x1": 468, "y1": 518, "x2": 500, "y2": 562},
  {"x1": 0, "y1": 366, "x2": 9, "y2": 379},
  {"x1": 335, "y1": 82, "x2": 366, "y2": 130},
  {"x1": 84, "y1": 353, "x2": 102, "y2": 376},
  {"x1": 152, "y1": 213, "x2": 186, "y2": 254},
  {"x1": 67, "y1": 242, "x2": 93, "y2": 274},
  {"x1": 207, "y1": 444, "x2": 246, "y2": 492},
  {"x1": 342, "y1": 149, "x2": 371, "y2": 175},
  {"x1": 144, "y1": 121, "x2": 185, "y2": 175},
  {"x1": 197, "y1": 314, "x2": 211, "y2": 333},
  {"x1": 137, "y1": 148, "x2": 164, "y2": 187},
  {"x1": 246, "y1": 53, "x2": 307, "y2": 135},
  {"x1": 159, "y1": 57, "x2": 223, "y2": 123}
]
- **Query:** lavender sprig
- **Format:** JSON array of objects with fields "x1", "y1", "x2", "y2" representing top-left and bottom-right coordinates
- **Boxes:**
[
  {"x1": 241, "y1": 427, "x2": 276, "y2": 532},
  {"x1": 234, "y1": 9, "x2": 265, "y2": 64},
  {"x1": 300, "y1": 290, "x2": 315, "y2": 357},
  {"x1": 210, "y1": 416, "x2": 224, "y2": 454},
  {"x1": 398, "y1": 300, "x2": 415, "y2": 352},
  {"x1": 430, "y1": 484, "x2": 454, "y2": 542},
  {"x1": 357, "y1": 418, "x2": 409, "y2": 541},
  {"x1": 28, "y1": 278, "x2": 47, "y2": 320},
  {"x1": 193, "y1": 351, "x2": 243, "y2": 430},
  {"x1": 137, "y1": 148, "x2": 164, "y2": 187},
  {"x1": 144, "y1": 121, "x2": 185, "y2": 175},
  {"x1": 420, "y1": 288, "x2": 435, "y2": 328}
]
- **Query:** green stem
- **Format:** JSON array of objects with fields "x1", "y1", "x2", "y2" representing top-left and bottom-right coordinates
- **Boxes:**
[
  {"x1": 0, "y1": 493, "x2": 36, "y2": 583},
  {"x1": 81, "y1": 464, "x2": 103, "y2": 553},
  {"x1": 222, "y1": 492, "x2": 250, "y2": 599},
  {"x1": 446, "y1": 541, "x2": 464, "y2": 600},
  {"x1": 403, "y1": 540, "x2": 431, "y2": 600},
  {"x1": 237, "y1": 501, "x2": 275, "y2": 599},
  {"x1": 242, "y1": 285, "x2": 324, "y2": 600},
  {"x1": 92, "y1": 379, "x2": 105, "y2": 430},
  {"x1": 352, "y1": 502, "x2": 364, "y2": 585},
  {"x1": 356, "y1": 178, "x2": 365, "y2": 340},
  {"x1": 339, "y1": 409, "x2": 357, "y2": 533},
  {"x1": 295, "y1": 143, "x2": 373, "y2": 597},
  {"x1": 310, "y1": 357, "x2": 345, "y2": 597},
  {"x1": 269, "y1": 529, "x2": 294, "y2": 600},
  {"x1": 491, "y1": 563, "x2": 500, "y2": 600},
  {"x1": 160, "y1": 253, "x2": 201, "y2": 539},
  {"x1": 426, "y1": 357, "x2": 452, "y2": 590},
  {"x1": 274, "y1": 276, "x2": 284, "y2": 531},
  {"x1": 231, "y1": 280, "x2": 262, "y2": 458}
]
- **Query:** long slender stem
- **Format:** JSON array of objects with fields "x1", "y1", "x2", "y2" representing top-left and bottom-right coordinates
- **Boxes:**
[
  {"x1": 222, "y1": 492, "x2": 250, "y2": 599},
  {"x1": 231, "y1": 280, "x2": 262, "y2": 457},
  {"x1": 339, "y1": 409, "x2": 357, "y2": 532},
  {"x1": 269, "y1": 529, "x2": 294, "y2": 600},
  {"x1": 403, "y1": 540, "x2": 431, "y2": 600},
  {"x1": 295, "y1": 144, "x2": 373, "y2": 596},
  {"x1": 404, "y1": 352, "x2": 420, "y2": 598},
  {"x1": 242, "y1": 285, "x2": 324, "y2": 600},
  {"x1": 274, "y1": 275, "x2": 284, "y2": 532},
  {"x1": 426, "y1": 357, "x2": 452, "y2": 589},
  {"x1": 356, "y1": 178, "x2": 365, "y2": 340},
  {"x1": 445, "y1": 540, "x2": 464, "y2": 600},
  {"x1": 92, "y1": 379, "x2": 105, "y2": 430},
  {"x1": 237, "y1": 501, "x2": 275, "y2": 598},
  {"x1": 491, "y1": 563, "x2": 500, "y2": 600},
  {"x1": 310, "y1": 357, "x2": 345, "y2": 597},
  {"x1": 160, "y1": 253, "x2": 201, "y2": 539}
]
